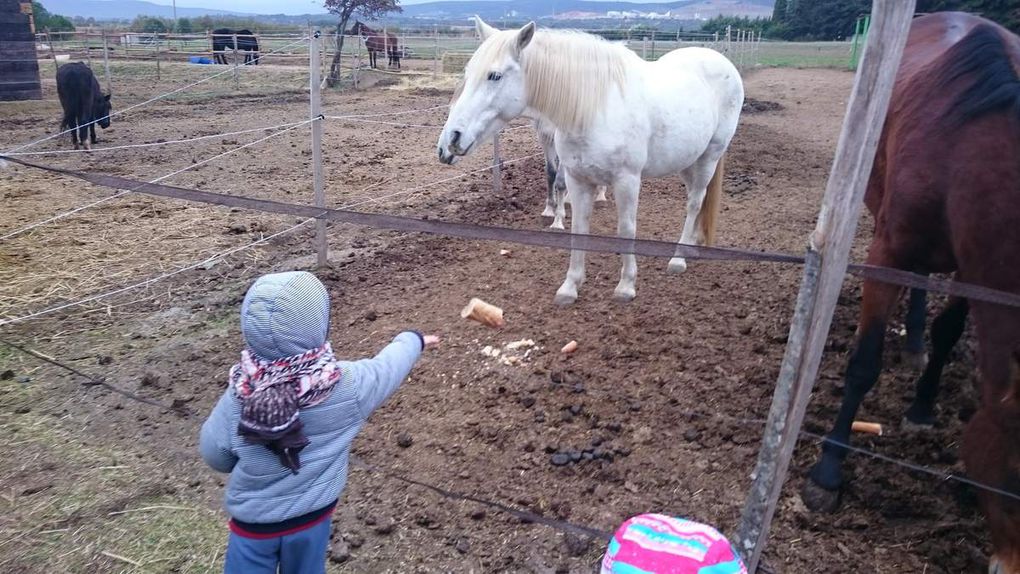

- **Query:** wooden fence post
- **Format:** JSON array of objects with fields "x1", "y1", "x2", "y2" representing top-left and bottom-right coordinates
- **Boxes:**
[
  {"x1": 733, "y1": 1, "x2": 917, "y2": 572},
  {"x1": 84, "y1": 32, "x2": 91, "y2": 67},
  {"x1": 354, "y1": 35, "x2": 361, "y2": 89},
  {"x1": 492, "y1": 134, "x2": 502, "y2": 194},
  {"x1": 433, "y1": 24, "x2": 439, "y2": 80},
  {"x1": 155, "y1": 33, "x2": 161, "y2": 81},
  {"x1": 45, "y1": 30, "x2": 58, "y2": 79},
  {"x1": 309, "y1": 31, "x2": 327, "y2": 267},
  {"x1": 232, "y1": 33, "x2": 239, "y2": 90},
  {"x1": 102, "y1": 30, "x2": 111, "y2": 94}
]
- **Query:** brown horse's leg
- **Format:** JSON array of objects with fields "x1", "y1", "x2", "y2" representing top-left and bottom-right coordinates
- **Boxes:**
[
  {"x1": 904, "y1": 296, "x2": 968, "y2": 426},
  {"x1": 803, "y1": 276, "x2": 902, "y2": 512},
  {"x1": 904, "y1": 287, "x2": 928, "y2": 369}
]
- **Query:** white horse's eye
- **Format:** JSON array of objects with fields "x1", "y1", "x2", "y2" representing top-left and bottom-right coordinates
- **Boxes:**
[{"x1": 487, "y1": 72, "x2": 502, "y2": 82}]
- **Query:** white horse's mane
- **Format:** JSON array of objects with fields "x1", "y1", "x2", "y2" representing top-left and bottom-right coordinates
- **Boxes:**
[{"x1": 470, "y1": 29, "x2": 635, "y2": 133}]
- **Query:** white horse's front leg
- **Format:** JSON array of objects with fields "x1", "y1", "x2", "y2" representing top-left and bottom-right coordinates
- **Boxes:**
[
  {"x1": 669, "y1": 158, "x2": 717, "y2": 274},
  {"x1": 554, "y1": 175, "x2": 596, "y2": 306},
  {"x1": 613, "y1": 175, "x2": 640, "y2": 302}
]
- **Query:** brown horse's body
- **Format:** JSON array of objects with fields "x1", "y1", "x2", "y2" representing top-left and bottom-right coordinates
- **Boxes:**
[
  {"x1": 351, "y1": 21, "x2": 400, "y2": 70},
  {"x1": 803, "y1": 12, "x2": 1020, "y2": 571}
]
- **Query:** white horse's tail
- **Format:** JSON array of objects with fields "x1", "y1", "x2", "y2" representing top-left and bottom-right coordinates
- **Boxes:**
[{"x1": 701, "y1": 153, "x2": 725, "y2": 245}]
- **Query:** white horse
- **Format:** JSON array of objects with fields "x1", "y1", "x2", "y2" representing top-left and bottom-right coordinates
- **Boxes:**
[
  {"x1": 438, "y1": 18, "x2": 744, "y2": 304},
  {"x1": 455, "y1": 28, "x2": 607, "y2": 231}
]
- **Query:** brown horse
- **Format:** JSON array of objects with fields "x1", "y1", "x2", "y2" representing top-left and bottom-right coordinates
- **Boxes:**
[
  {"x1": 351, "y1": 21, "x2": 399, "y2": 70},
  {"x1": 801, "y1": 11, "x2": 1020, "y2": 571}
]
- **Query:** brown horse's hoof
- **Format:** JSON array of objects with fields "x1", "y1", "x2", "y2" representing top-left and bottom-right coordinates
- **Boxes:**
[
  {"x1": 902, "y1": 350, "x2": 928, "y2": 371},
  {"x1": 801, "y1": 478, "x2": 841, "y2": 513}
]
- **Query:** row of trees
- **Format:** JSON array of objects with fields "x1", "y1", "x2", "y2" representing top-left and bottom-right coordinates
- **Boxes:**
[
  {"x1": 701, "y1": 0, "x2": 1019, "y2": 41},
  {"x1": 126, "y1": 15, "x2": 281, "y2": 34}
]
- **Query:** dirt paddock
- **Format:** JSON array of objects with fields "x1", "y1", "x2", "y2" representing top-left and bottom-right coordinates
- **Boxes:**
[{"x1": 0, "y1": 62, "x2": 990, "y2": 573}]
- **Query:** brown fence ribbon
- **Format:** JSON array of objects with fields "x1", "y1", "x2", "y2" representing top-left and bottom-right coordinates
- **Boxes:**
[{"x1": 5, "y1": 155, "x2": 1020, "y2": 309}]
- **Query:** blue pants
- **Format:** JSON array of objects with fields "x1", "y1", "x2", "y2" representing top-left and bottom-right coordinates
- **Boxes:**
[{"x1": 224, "y1": 517, "x2": 331, "y2": 574}]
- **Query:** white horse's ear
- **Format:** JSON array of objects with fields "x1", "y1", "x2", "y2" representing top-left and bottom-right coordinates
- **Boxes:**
[
  {"x1": 475, "y1": 16, "x2": 497, "y2": 40},
  {"x1": 513, "y1": 21, "x2": 536, "y2": 58}
]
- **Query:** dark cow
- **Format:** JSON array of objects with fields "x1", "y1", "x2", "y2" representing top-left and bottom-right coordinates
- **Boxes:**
[
  {"x1": 56, "y1": 63, "x2": 111, "y2": 151},
  {"x1": 212, "y1": 28, "x2": 260, "y2": 65}
]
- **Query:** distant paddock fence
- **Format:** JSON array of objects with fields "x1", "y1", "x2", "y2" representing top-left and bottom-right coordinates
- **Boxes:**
[{"x1": 29, "y1": 27, "x2": 852, "y2": 92}]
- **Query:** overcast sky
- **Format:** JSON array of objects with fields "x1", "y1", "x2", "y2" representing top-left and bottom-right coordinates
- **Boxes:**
[
  {"x1": 142, "y1": 0, "x2": 626, "y2": 16},
  {"x1": 142, "y1": 0, "x2": 511, "y2": 16}
]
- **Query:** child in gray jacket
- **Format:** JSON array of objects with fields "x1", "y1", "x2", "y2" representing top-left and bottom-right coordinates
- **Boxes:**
[{"x1": 200, "y1": 271, "x2": 437, "y2": 574}]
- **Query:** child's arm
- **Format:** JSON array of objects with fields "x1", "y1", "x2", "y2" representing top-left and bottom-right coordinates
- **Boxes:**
[
  {"x1": 199, "y1": 389, "x2": 238, "y2": 473},
  {"x1": 351, "y1": 331, "x2": 426, "y2": 419}
]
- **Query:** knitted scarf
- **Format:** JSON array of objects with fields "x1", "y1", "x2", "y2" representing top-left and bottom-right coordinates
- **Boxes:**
[{"x1": 230, "y1": 343, "x2": 342, "y2": 474}]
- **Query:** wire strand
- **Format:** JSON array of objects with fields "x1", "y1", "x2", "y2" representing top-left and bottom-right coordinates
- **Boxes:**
[
  {"x1": 0, "y1": 118, "x2": 314, "y2": 242},
  {"x1": 2, "y1": 36, "x2": 310, "y2": 155},
  {"x1": 3, "y1": 120, "x2": 309, "y2": 157},
  {"x1": 0, "y1": 150, "x2": 542, "y2": 327}
]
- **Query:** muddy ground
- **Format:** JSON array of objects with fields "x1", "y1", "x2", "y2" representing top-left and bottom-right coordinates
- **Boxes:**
[{"x1": 0, "y1": 62, "x2": 989, "y2": 573}]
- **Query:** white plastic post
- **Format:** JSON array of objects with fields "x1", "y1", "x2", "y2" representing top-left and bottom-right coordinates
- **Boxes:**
[{"x1": 309, "y1": 31, "x2": 327, "y2": 267}]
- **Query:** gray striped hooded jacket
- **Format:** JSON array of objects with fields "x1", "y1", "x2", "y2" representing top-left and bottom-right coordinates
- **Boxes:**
[{"x1": 199, "y1": 271, "x2": 423, "y2": 524}]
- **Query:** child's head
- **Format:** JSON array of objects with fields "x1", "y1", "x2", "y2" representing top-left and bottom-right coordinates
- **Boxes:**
[
  {"x1": 240, "y1": 271, "x2": 330, "y2": 360},
  {"x1": 601, "y1": 514, "x2": 747, "y2": 574}
]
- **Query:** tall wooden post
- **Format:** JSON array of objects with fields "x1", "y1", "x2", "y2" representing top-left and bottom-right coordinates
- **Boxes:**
[
  {"x1": 433, "y1": 24, "x2": 439, "y2": 80},
  {"x1": 733, "y1": 1, "x2": 917, "y2": 572},
  {"x1": 232, "y1": 33, "x2": 239, "y2": 90},
  {"x1": 46, "y1": 30, "x2": 57, "y2": 79},
  {"x1": 102, "y1": 30, "x2": 111, "y2": 94},
  {"x1": 84, "y1": 32, "x2": 91, "y2": 67},
  {"x1": 155, "y1": 33, "x2": 161, "y2": 81},
  {"x1": 309, "y1": 31, "x2": 327, "y2": 267}
]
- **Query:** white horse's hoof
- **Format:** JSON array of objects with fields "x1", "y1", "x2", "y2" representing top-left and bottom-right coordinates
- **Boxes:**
[
  {"x1": 554, "y1": 286, "x2": 578, "y2": 306},
  {"x1": 595, "y1": 187, "x2": 608, "y2": 202},
  {"x1": 550, "y1": 220, "x2": 565, "y2": 230},
  {"x1": 613, "y1": 286, "x2": 636, "y2": 303},
  {"x1": 541, "y1": 206, "x2": 555, "y2": 218},
  {"x1": 667, "y1": 257, "x2": 688, "y2": 274}
]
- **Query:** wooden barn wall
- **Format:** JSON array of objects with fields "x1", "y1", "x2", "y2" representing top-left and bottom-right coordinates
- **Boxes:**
[{"x1": 0, "y1": 0, "x2": 42, "y2": 101}]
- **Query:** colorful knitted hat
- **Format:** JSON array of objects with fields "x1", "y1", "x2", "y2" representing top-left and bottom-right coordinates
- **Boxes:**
[{"x1": 601, "y1": 514, "x2": 747, "y2": 574}]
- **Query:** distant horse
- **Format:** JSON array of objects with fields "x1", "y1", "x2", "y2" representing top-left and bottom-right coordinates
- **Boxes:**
[
  {"x1": 351, "y1": 21, "x2": 399, "y2": 70},
  {"x1": 800, "y1": 13, "x2": 1020, "y2": 572},
  {"x1": 212, "y1": 28, "x2": 260, "y2": 65},
  {"x1": 439, "y1": 18, "x2": 743, "y2": 304},
  {"x1": 56, "y1": 62, "x2": 111, "y2": 150}
]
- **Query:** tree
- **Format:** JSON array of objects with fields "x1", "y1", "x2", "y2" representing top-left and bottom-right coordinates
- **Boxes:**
[
  {"x1": 130, "y1": 16, "x2": 169, "y2": 33},
  {"x1": 917, "y1": 0, "x2": 1020, "y2": 32},
  {"x1": 323, "y1": 0, "x2": 402, "y2": 87},
  {"x1": 32, "y1": 2, "x2": 75, "y2": 32},
  {"x1": 177, "y1": 17, "x2": 194, "y2": 33}
]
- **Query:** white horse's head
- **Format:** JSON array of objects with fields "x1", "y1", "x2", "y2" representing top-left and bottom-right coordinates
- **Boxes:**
[{"x1": 437, "y1": 17, "x2": 536, "y2": 165}]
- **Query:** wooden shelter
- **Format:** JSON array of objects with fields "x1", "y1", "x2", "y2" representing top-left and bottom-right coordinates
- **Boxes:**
[{"x1": 0, "y1": 0, "x2": 42, "y2": 101}]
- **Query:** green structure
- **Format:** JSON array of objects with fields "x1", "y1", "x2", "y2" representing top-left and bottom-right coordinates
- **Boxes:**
[{"x1": 849, "y1": 14, "x2": 871, "y2": 70}]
